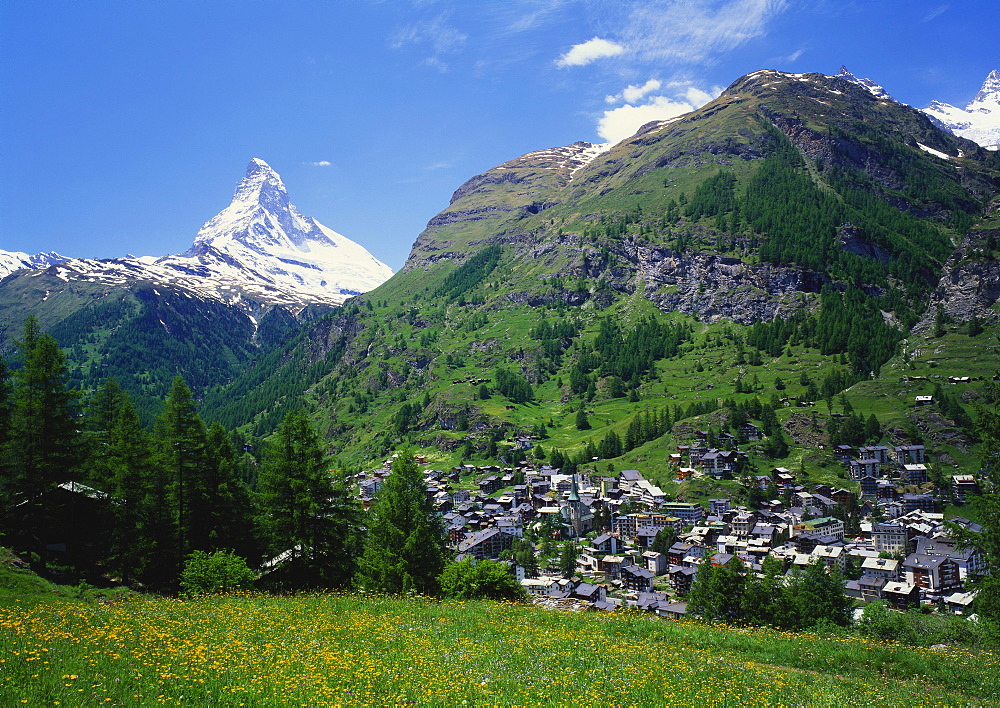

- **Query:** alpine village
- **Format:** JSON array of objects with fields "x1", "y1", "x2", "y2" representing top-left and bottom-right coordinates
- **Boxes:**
[{"x1": 4, "y1": 68, "x2": 1000, "y2": 705}]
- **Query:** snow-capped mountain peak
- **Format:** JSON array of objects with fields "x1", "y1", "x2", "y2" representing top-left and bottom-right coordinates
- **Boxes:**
[
  {"x1": 159, "y1": 158, "x2": 393, "y2": 300},
  {"x1": 191, "y1": 158, "x2": 335, "y2": 253},
  {"x1": 921, "y1": 70, "x2": 1000, "y2": 150},
  {"x1": 970, "y1": 69, "x2": 1000, "y2": 109},
  {"x1": 834, "y1": 66, "x2": 896, "y2": 102}
]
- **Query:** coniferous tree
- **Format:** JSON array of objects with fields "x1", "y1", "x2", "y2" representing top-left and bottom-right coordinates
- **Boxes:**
[
  {"x1": 688, "y1": 557, "x2": 746, "y2": 623},
  {"x1": 864, "y1": 414, "x2": 882, "y2": 443},
  {"x1": 650, "y1": 526, "x2": 677, "y2": 555},
  {"x1": 356, "y1": 450, "x2": 449, "y2": 595},
  {"x1": 0, "y1": 357, "x2": 13, "y2": 502},
  {"x1": 559, "y1": 541, "x2": 579, "y2": 578},
  {"x1": 259, "y1": 410, "x2": 359, "y2": 588},
  {"x1": 157, "y1": 376, "x2": 213, "y2": 576},
  {"x1": 101, "y1": 388, "x2": 163, "y2": 584},
  {"x1": 952, "y1": 379, "x2": 1000, "y2": 635},
  {"x1": 6, "y1": 317, "x2": 83, "y2": 568},
  {"x1": 81, "y1": 378, "x2": 129, "y2": 491},
  {"x1": 205, "y1": 422, "x2": 259, "y2": 561}
]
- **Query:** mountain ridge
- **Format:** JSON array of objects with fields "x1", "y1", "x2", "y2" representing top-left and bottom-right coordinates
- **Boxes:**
[{"x1": 199, "y1": 68, "x2": 1000, "y2": 468}]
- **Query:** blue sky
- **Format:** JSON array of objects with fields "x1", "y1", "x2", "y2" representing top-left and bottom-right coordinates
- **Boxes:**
[{"x1": 2, "y1": 1, "x2": 997, "y2": 271}]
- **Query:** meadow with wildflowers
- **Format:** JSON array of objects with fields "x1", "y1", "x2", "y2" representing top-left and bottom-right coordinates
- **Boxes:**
[{"x1": 1, "y1": 589, "x2": 997, "y2": 707}]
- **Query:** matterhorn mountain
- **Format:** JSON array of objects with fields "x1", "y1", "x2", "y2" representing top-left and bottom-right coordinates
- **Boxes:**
[
  {"x1": 1, "y1": 159, "x2": 393, "y2": 322},
  {"x1": 921, "y1": 70, "x2": 1000, "y2": 150},
  {"x1": 0, "y1": 249, "x2": 66, "y2": 280},
  {"x1": 152, "y1": 158, "x2": 392, "y2": 299},
  {"x1": 0, "y1": 159, "x2": 394, "y2": 415},
  {"x1": 833, "y1": 66, "x2": 897, "y2": 102}
]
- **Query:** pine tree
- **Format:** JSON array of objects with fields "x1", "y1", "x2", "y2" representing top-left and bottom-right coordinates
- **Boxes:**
[
  {"x1": 204, "y1": 422, "x2": 259, "y2": 561},
  {"x1": 649, "y1": 526, "x2": 677, "y2": 555},
  {"x1": 101, "y1": 388, "x2": 162, "y2": 584},
  {"x1": 157, "y1": 376, "x2": 212, "y2": 576},
  {"x1": 81, "y1": 378, "x2": 129, "y2": 491},
  {"x1": 356, "y1": 450, "x2": 449, "y2": 595},
  {"x1": 558, "y1": 541, "x2": 579, "y2": 578},
  {"x1": 0, "y1": 356, "x2": 13, "y2": 502},
  {"x1": 6, "y1": 317, "x2": 83, "y2": 569},
  {"x1": 259, "y1": 410, "x2": 359, "y2": 588},
  {"x1": 864, "y1": 414, "x2": 882, "y2": 443},
  {"x1": 688, "y1": 557, "x2": 746, "y2": 623}
]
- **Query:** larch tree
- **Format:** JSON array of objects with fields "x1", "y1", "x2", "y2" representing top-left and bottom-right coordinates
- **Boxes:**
[
  {"x1": 355, "y1": 450, "x2": 449, "y2": 595},
  {"x1": 102, "y1": 387, "x2": 161, "y2": 584},
  {"x1": 258, "y1": 410, "x2": 358, "y2": 587},
  {"x1": 6, "y1": 317, "x2": 83, "y2": 568},
  {"x1": 157, "y1": 376, "x2": 212, "y2": 577},
  {"x1": 204, "y1": 422, "x2": 259, "y2": 561}
]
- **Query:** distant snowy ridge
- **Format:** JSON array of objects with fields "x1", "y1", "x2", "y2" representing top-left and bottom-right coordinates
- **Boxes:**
[
  {"x1": 921, "y1": 70, "x2": 1000, "y2": 150},
  {"x1": 833, "y1": 66, "x2": 999, "y2": 150},
  {"x1": 833, "y1": 66, "x2": 896, "y2": 102},
  {"x1": 0, "y1": 250, "x2": 66, "y2": 280}
]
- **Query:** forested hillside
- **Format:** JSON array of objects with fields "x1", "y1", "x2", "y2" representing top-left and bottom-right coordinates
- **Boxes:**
[{"x1": 186, "y1": 70, "x2": 999, "y2": 481}]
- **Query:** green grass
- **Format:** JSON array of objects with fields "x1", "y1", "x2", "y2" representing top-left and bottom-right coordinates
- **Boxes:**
[{"x1": 2, "y1": 589, "x2": 997, "y2": 706}]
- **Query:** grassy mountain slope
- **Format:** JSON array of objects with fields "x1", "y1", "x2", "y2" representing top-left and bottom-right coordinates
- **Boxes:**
[{"x1": 200, "y1": 71, "x2": 1000, "y2": 480}]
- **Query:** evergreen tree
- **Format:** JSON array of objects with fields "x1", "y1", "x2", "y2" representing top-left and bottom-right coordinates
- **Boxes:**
[
  {"x1": 356, "y1": 450, "x2": 449, "y2": 595},
  {"x1": 649, "y1": 526, "x2": 677, "y2": 555},
  {"x1": 558, "y1": 541, "x2": 579, "y2": 578},
  {"x1": 259, "y1": 410, "x2": 359, "y2": 588},
  {"x1": 933, "y1": 305, "x2": 947, "y2": 337},
  {"x1": 81, "y1": 378, "x2": 129, "y2": 490},
  {"x1": 205, "y1": 422, "x2": 259, "y2": 561},
  {"x1": 5, "y1": 317, "x2": 83, "y2": 569},
  {"x1": 438, "y1": 558, "x2": 526, "y2": 600},
  {"x1": 0, "y1": 357, "x2": 13, "y2": 501},
  {"x1": 864, "y1": 414, "x2": 882, "y2": 443},
  {"x1": 101, "y1": 388, "x2": 163, "y2": 585},
  {"x1": 511, "y1": 537, "x2": 539, "y2": 578},
  {"x1": 783, "y1": 559, "x2": 851, "y2": 629},
  {"x1": 575, "y1": 403, "x2": 591, "y2": 431},
  {"x1": 157, "y1": 376, "x2": 213, "y2": 575},
  {"x1": 688, "y1": 556, "x2": 746, "y2": 623}
]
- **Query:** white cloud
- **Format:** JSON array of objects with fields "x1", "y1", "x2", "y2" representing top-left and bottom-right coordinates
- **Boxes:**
[
  {"x1": 621, "y1": 0, "x2": 790, "y2": 64},
  {"x1": 597, "y1": 97, "x2": 694, "y2": 144},
  {"x1": 682, "y1": 84, "x2": 723, "y2": 105},
  {"x1": 309, "y1": 161, "x2": 332, "y2": 167},
  {"x1": 596, "y1": 82, "x2": 723, "y2": 145},
  {"x1": 422, "y1": 56, "x2": 450, "y2": 72},
  {"x1": 606, "y1": 79, "x2": 662, "y2": 104},
  {"x1": 555, "y1": 37, "x2": 625, "y2": 68},
  {"x1": 623, "y1": 79, "x2": 663, "y2": 103},
  {"x1": 923, "y1": 5, "x2": 949, "y2": 22},
  {"x1": 390, "y1": 14, "x2": 467, "y2": 54},
  {"x1": 785, "y1": 48, "x2": 804, "y2": 63}
]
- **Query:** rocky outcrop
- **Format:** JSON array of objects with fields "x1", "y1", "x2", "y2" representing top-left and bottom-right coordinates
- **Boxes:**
[
  {"x1": 916, "y1": 226, "x2": 1000, "y2": 331},
  {"x1": 636, "y1": 247, "x2": 827, "y2": 324}
]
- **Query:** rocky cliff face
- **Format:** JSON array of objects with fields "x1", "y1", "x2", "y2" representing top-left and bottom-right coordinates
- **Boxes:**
[
  {"x1": 637, "y1": 248, "x2": 827, "y2": 324},
  {"x1": 917, "y1": 219, "x2": 1000, "y2": 332}
]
